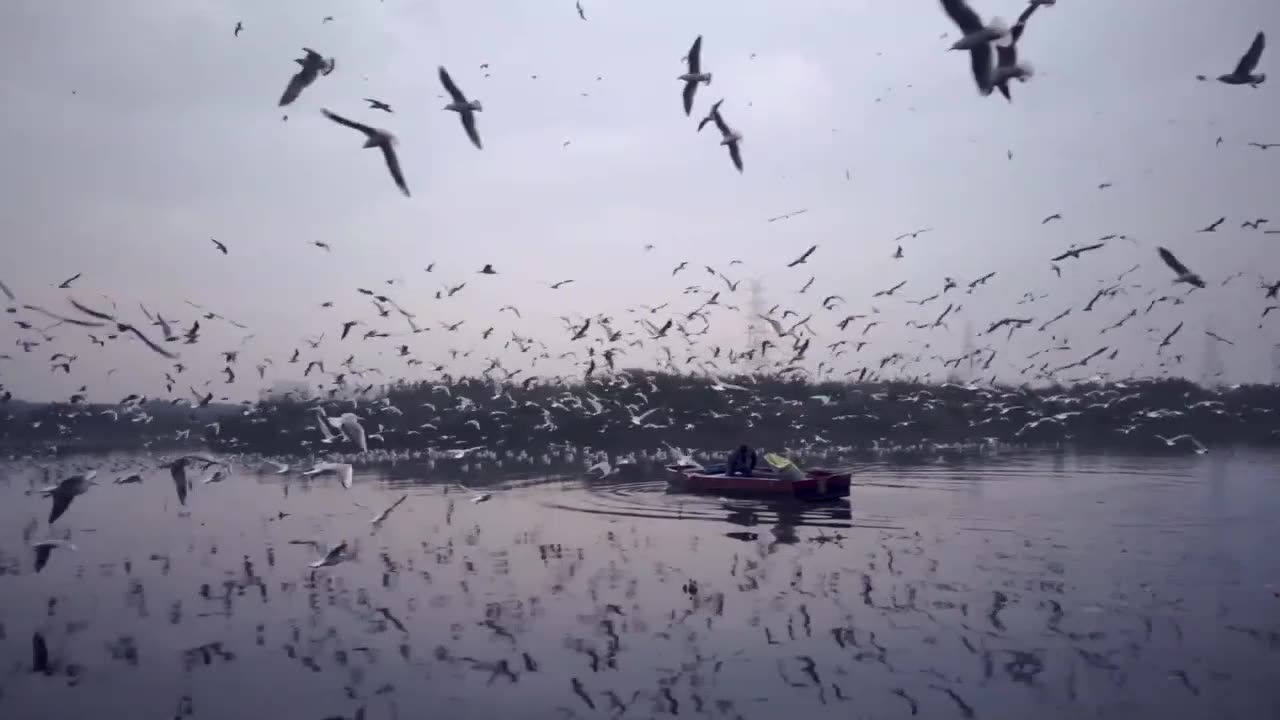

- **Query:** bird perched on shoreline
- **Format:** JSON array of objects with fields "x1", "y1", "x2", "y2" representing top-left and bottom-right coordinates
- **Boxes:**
[
  {"x1": 321, "y1": 109, "x2": 410, "y2": 197},
  {"x1": 679, "y1": 35, "x2": 712, "y2": 115},
  {"x1": 439, "y1": 66, "x2": 484, "y2": 149}
]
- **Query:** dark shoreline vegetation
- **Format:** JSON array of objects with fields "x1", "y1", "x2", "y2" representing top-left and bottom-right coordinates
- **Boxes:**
[{"x1": 3, "y1": 372, "x2": 1278, "y2": 456}]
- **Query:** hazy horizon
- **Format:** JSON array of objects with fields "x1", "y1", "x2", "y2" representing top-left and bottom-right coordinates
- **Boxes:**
[{"x1": 2, "y1": 0, "x2": 1278, "y2": 404}]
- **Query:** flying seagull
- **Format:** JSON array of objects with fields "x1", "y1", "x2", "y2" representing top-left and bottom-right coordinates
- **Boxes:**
[
  {"x1": 1206, "y1": 32, "x2": 1266, "y2": 86},
  {"x1": 697, "y1": 99, "x2": 724, "y2": 132},
  {"x1": 708, "y1": 104, "x2": 743, "y2": 172},
  {"x1": 321, "y1": 109, "x2": 410, "y2": 197},
  {"x1": 32, "y1": 539, "x2": 77, "y2": 573},
  {"x1": 279, "y1": 48, "x2": 334, "y2": 106},
  {"x1": 576, "y1": 1, "x2": 586, "y2": 20},
  {"x1": 1157, "y1": 247, "x2": 1205, "y2": 288},
  {"x1": 439, "y1": 66, "x2": 483, "y2": 150},
  {"x1": 364, "y1": 98, "x2": 393, "y2": 112},
  {"x1": 233, "y1": 22, "x2": 243, "y2": 37},
  {"x1": 679, "y1": 35, "x2": 712, "y2": 116},
  {"x1": 166, "y1": 456, "x2": 226, "y2": 506},
  {"x1": 356, "y1": 494, "x2": 409, "y2": 528},
  {"x1": 302, "y1": 462, "x2": 355, "y2": 490},
  {"x1": 1197, "y1": 217, "x2": 1225, "y2": 233},
  {"x1": 787, "y1": 245, "x2": 817, "y2": 267},
  {"x1": 211, "y1": 238, "x2": 227, "y2": 254},
  {"x1": 991, "y1": 1, "x2": 1042, "y2": 101},
  {"x1": 940, "y1": 0, "x2": 1008, "y2": 95},
  {"x1": 41, "y1": 472, "x2": 96, "y2": 524}
]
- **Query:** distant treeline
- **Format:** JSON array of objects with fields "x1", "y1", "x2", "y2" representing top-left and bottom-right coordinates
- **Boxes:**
[{"x1": 4, "y1": 372, "x2": 1278, "y2": 455}]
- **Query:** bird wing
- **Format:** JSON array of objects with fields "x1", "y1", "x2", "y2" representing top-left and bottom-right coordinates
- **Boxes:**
[
  {"x1": 438, "y1": 66, "x2": 468, "y2": 104},
  {"x1": 460, "y1": 111, "x2": 483, "y2": 150},
  {"x1": 68, "y1": 298, "x2": 116, "y2": 322},
  {"x1": 0, "y1": 279, "x2": 14, "y2": 301},
  {"x1": 378, "y1": 144, "x2": 411, "y2": 197},
  {"x1": 121, "y1": 324, "x2": 178, "y2": 359},
  {"x1": 1236, "y1": 31, "x2": 1265, "y2": 75},
  {"x1": 968, "y1": 43, "x2": 994, "y2": 94},
  {"x1": 697, "y1": 100, "x2": 723, "y2": 132},
  {"x1": 1157, "y1": 247, "x2": 1189, "y2": 276},
  {"x1": 711, "y1": 107, "x2": 731, "y2": 136},
  {"x1": 682, "y1": 80, "x2": 698, "y2": 116},
  {"x1": 338, "y1": 464, "x2": 353, "y2": 490},
  {"x1": 47, "y1": 492, "x2": 74, "y2": 524},
  {"x1": 686, "y1": 35, "x2": 703, "y2": 74},
  {"x1": 939, "y1": 0, "x2": 983, "y2": 34},
  {"x1": 1012, "y1": 2, "x2": 1041, "y2": 41},
  {"x1": 322, "y1": 109, "x2": 377, "y2": 138},
  {"x1": 279, "y1": 69, "x2": 312, "y2": 106},
  {"x1": 727, "y1": 142, "x2": 743, "y2": 173},
  {"x1": 170, "y1": 463, "x2": 189, "y2": 505}
]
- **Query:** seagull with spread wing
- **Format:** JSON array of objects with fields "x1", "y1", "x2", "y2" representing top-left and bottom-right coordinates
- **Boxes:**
[
  {"x1": 321, "y1": 109, "x2": 410, "y2": 197},
  {"x1": 1157, "y1": 247, "x2": 1205, "y2": 288},
  {"x1": 439, "y1": 66, "x2": 484, "y2": 149}
]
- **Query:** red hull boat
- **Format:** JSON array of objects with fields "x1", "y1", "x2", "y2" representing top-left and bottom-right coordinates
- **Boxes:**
[{"x1": 665, "y1": 464, "x2": 851, "y2": 501}]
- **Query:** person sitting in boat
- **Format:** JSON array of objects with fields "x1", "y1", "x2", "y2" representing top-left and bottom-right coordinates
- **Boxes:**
[{"x1": 726, "y1": 444, "x2": 758, "y2": 476}]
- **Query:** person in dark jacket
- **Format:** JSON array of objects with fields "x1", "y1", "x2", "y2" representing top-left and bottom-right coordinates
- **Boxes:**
[{"x1": 726, "y1": 444, "x2": 758, "y2": 476}]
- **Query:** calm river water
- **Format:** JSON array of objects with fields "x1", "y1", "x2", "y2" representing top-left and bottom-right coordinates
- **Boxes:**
[{"x1": 1, "y1": 450, "x2": 1278, "y2": 719}]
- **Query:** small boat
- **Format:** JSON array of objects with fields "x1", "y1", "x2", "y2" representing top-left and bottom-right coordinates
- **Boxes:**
[{"x1": 666, "y1": 463, "x2": 851, "y2": 501}]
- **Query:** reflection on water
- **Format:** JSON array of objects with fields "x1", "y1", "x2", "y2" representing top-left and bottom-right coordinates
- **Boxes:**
[{"x1": 1, "y1": 450, "x2": 1279, "y2": 719}]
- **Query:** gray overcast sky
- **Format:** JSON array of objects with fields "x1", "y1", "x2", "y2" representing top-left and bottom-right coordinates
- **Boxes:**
[{"x1": 1, "y1": 0, "x2": 1278, "y2": 402}]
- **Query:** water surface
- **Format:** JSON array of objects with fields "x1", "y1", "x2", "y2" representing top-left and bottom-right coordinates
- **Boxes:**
[{"x1": 2, "y1": 450, "x2": 1278, "y2": 719}]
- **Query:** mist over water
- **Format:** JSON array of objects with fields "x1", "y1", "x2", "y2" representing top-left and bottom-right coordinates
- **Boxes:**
[{"x1": 2, "y1": 450, "x2": 1278, "y2": 719}]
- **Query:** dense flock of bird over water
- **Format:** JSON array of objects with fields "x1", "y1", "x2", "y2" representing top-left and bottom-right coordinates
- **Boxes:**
[{"x1": 2, "y1": 1, "x2": 1280, "y2": 717}]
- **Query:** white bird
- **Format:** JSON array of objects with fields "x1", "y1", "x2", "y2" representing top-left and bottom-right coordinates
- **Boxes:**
[
  {"x1": 202, "y1": 469, "x2": 228, "y2": 484},
  {"x1": 334, "y1": 413, "x2": 367, "y2": 452},
  {"x1": 1157, "y1": 434, "x2": 1208, "y2": 454},
  {"x1": 587, "y1": 460, "x2": 618, "y2": 477},
  {"x1": 297, "y1": 540, "x2": 351, "y2": 569},
  {"x1": 266, "y1": 461, "x2": 290, "y2": 474},
  {"x1": 456, "y1": 484, "x2": 492, "y2": 503},
  {"x1": 303, "y1": 462, "x2": 354, "y2": 489},
  {"x1": 679, "y1": 35, "x2": 712, "y2": 116},
  {"x1": 940, "y1": 0, "x2": 1008, "y2": 94},
  {"x1": 313, "y1": 408, "x2": 339, "y2": 444},
  {"x1": 32, "y1": 539, "x2": 77, "y2": 573},
  {"x1": 627, "y1": 407, "x2": 662, "y2": 426},
  {"x1": 439, "y1": 66, "x2": 483, "y2": 149},
  {"x1": 355, "y1": 494, "x2": 408, "y2": 528}
]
